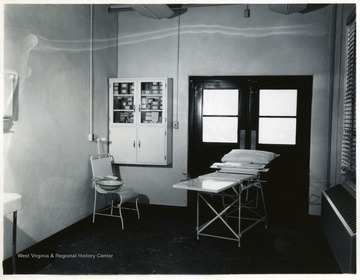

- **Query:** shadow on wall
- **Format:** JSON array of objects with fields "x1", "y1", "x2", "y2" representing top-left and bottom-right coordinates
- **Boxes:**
[{"x1": 138, "y1": 194, "x2": 150, "y2": 204}]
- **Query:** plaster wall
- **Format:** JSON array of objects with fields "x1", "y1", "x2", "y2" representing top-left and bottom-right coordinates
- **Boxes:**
[
  {"x1": 116, "y1": 4, "x2": 335, "y2": 212},
  {"x1": 2, "y1": 4, "x2": 117, "y2": 259}
]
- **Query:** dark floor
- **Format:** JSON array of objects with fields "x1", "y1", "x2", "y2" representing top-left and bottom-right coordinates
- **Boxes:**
[{"x1": 3, "y1": 203, "x2": 340, "y2": 275}]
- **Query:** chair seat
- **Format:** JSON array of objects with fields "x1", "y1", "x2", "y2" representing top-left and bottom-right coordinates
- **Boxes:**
[{"x1": 117, "y1": 187, "x2": 139, "y2": 203}]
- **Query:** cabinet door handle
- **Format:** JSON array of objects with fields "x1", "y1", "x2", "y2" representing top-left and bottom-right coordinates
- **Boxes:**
[
  {"x1": 133, "y1": 140, "x2": 136, "y2": 148},
  {"x1": 139, "y1": 105, "x2": 141, "y2": 112},
  {"x1": 138, "y1": 140, "x2": 141, "y2": 148}
]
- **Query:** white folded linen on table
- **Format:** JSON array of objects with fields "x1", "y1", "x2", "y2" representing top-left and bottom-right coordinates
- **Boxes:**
[{"x1": 221, "y1": 149, "x2": 279, "y2": 165}]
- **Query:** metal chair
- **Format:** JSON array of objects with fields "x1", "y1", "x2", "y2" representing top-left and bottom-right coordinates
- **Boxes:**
[{"x1": 90, "y1": 153, "x2": 140, "y2": 229}]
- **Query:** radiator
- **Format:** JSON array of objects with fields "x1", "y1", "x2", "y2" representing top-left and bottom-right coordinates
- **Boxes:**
[{"x1": 321, "y1": 183, "x2": 356, "y2": 273}]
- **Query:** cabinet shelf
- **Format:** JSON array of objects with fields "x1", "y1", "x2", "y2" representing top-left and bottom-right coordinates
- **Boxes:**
[
  {"x1": 114, "y1": 94, "x2": 135, "y2": 97},
  {"x1": 141, "y1": 94, "x2": 162, "y2": 97}
]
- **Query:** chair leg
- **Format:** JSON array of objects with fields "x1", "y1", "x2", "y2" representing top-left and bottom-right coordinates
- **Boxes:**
[
  {"x1": 110, "y1": 199, "x2": 114, "y2": 216},
  {"x1": 118, "y1": 196, "x2": 124, "y2": 230},
  {"x1": 135, "y1": 197, "x2": 140, "y2": 219},
  {"x1": 92, "y1": 190, "x2": 97, "y2": 223}
]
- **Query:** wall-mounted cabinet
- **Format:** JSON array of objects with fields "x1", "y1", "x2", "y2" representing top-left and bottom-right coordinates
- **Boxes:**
[{"x1": 109, "y1": 78, "x2": 173, "y2": 165}]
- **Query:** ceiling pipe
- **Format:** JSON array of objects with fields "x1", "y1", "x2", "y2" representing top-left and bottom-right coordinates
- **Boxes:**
[
  {"x1": 268, "y1": 4, "x2": 307, "y2": 15},
  {"x1": 129, "y1": 4, "x2": 174, "y2": 19},
  {"x1": 88, "y1": 4, "x2": 94, "y2": 142},
  {"x1": 109, "y1": 4, "x2": 325, "y2": 17},
  {"x1": 108, "y1": 4, "x2": 233, "y2": 14}
]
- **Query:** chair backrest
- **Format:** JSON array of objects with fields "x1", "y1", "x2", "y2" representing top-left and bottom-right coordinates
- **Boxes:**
[{"x1": 90, "y1": 153, "x2": 114, "y2": 178}]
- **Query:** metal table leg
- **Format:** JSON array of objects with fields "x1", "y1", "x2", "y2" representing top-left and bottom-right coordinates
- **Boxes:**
[
  {"x1": 197, "y1": 192, "x2": 241, "y2": 245},
  {"x1": 196, "y1": 191, "x2": 199, "y2": 240},
  {"x1": 12, "y1": 211, "x2": 17, "y2": 274}
]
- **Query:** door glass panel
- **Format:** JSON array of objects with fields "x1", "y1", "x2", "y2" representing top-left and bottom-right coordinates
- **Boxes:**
[
  {"x1": 203, "y1": 89, "x2": 238, "y2": 115},
  {"x1": 202, "y1": 89, "x2": 239, "y2": 143},
  {"x1": 259, "y1": 89, "x2": 297, "y2": 116},
  {"x1": 203, "y1": 117, "x2": 238, "y2": 143},
  {"x1": 258, "y1": 118, "x2": 296, "y2": 145},
  {"x1": 258, "y1": 89, "x2": 297, "y2": 145}
]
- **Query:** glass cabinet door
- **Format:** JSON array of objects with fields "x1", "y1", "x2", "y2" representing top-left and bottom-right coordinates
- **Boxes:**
[
  {"x1": 113, "y1": 82, "x2": 135, "y2": 123},
  {"x1": 140, "y1": 81, "x2": 164, "y2": 124}
]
